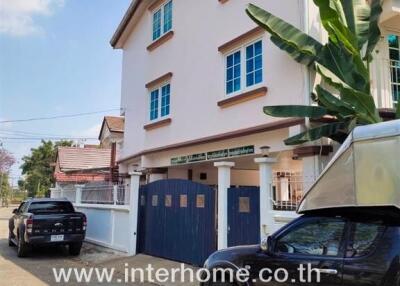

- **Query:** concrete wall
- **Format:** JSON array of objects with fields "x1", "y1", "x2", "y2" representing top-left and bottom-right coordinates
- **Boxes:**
[{"x1": 75, "y1": 204, "x2": 131, "y2": 253}]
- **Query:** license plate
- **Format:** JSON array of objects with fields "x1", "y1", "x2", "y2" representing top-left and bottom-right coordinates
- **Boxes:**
[{"x1": 50, "y1": 235, "x2": 64, "y2": 242}]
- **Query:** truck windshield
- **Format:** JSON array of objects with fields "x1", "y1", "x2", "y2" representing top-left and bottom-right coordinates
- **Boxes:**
[{"x1": 28, "y1": 201, "x2": 75, "y2": 214}]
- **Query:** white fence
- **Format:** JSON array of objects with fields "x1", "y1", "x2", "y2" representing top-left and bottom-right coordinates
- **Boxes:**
[
  {"x1": 50, "y1": 182, "x2": 134, "y2": 254},
  {"x1": 51, "y1": 182, "x2": 129, "y2": 206}
]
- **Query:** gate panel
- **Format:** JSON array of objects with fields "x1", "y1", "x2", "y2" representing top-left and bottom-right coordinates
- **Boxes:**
[
  {"x1": 228, "y1": 186, "x2": 260, "y2": 247},
  {"x1": 137, "y1": 179, "x2": 216, "y2": 266}
]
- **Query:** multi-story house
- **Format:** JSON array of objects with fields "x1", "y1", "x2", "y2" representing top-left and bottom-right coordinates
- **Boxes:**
[{"x1": 109, "y1": 0, "x2": 400, "y2": 265}]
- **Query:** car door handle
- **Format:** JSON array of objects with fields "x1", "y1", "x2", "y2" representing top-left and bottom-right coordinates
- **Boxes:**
[{"x1": 316, "y1": 269, "x2": 338, "y2": 275}]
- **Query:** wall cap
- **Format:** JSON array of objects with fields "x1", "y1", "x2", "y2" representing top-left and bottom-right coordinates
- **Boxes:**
[
  {"x1": 214, "y1": 161, "x2": 235, "y2": 168},
  {"x1": 254, "y1": 157, "x2": 278, "y2": 164}
]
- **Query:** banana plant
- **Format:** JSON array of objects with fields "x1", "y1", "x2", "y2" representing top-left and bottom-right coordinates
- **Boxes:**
[{"x1": 246, "y1": 0, "x2": 399, "y2": 145}]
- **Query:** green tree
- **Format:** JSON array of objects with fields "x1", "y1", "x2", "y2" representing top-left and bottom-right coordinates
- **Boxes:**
[
  {"x1": 246, "y1": 0, "x2": 400, "y2": 146},
  {"x1": 0, "y1": 173, "x2": 11, "y2": 206},
  {"x1": 21, "y1": 140, "x2": 72, "y2": 197}
]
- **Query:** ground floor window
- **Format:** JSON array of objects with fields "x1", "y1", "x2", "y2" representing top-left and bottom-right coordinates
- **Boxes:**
[{"x1": 388, "y1": 35, "x2": 400, "y2": 104}]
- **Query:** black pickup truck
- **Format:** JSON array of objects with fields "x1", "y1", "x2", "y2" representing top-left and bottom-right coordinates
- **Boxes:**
[{"x1": 8, "y1": 198, "x2": 86, "y2": 257}]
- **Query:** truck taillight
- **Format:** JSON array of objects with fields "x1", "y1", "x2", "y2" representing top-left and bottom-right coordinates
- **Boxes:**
[
  {"x1": 83, "y1": 215, "x2": 87, "y2": 231},
  {"x1": 26, "y1": 216, "x2": 33, "y2": 234}
]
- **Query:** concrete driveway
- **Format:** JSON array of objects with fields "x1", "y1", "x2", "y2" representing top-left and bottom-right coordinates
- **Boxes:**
[{"x1": 0, "y1": 206, "x2": 199, "y2": 286}]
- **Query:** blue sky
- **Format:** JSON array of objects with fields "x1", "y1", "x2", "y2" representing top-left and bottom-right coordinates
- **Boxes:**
[{"x1": 0, "y1": 0, "x2": 131, "y2": 184}]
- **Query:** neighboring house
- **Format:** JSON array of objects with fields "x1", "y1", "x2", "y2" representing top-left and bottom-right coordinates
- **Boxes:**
[
  {"x1": 54, "y1": 146, "x2": 112, "y2": 188},
  {"x1": 112, "y1": 0, "x2": 398, "y2": 200},
  {"x1": 106, "y1": 0, "x2": 400, "y2": 264},
  {"x1": 99, "y1": 116, "x2": 125, "y2": 181},
  {"x1": 99, "y1": 116, "x2": 125, "y2": 149}
]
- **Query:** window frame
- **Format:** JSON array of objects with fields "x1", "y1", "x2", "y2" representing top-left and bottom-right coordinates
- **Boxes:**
[
  {"x1": 224, "y1": 38, "x2": 264, "y2": 97},
  {"x1": 148, "y1": 82, "x2": 171, "y2": 122},
  {"x1": 273, "y1": 217, "x2": 348, "y2": 258},
  {"x1": 151, "y1": 0, "x2": 173, "y2": 42},
  {"x1": 344, "y1": 221, "x2": 386, "y2": 259}
]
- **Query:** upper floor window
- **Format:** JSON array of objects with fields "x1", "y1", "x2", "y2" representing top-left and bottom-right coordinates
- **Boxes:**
[
  {"x1": 152, "y1": 0, "x2": 173, "y2": 41},
  {"x1": 388, "y1": 35, "x2": 399, "y2": 104},
  {"x1": 149, "y1": 84, "x2": 171, "y2": 121},
  {"x1": 225, "y1": 39, "x2": 263, "y2": 95}
]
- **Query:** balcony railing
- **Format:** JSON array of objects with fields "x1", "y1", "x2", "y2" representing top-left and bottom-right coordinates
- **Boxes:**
[
  {"x1": 271, "y1": 172, "x2": 314, "y2": 211},
  {"x1": 390, "y1": 59, "x2": 400, "y2": 104}
]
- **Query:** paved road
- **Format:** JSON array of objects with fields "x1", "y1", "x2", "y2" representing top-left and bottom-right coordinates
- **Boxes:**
[{"x1": 0, "y1": 206, "x2": 199, "y2": 286}]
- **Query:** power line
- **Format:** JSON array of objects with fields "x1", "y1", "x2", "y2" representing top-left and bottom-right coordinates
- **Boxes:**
[
  {"x1": 0, "y1": 137, "x2": 97, "y2": 140},
  {"x1": 0, "y1": 130, "x2": 76, "y2": 137},
  {"x1": 0, "y1": 108, "x2": 120, "y2": 124}
]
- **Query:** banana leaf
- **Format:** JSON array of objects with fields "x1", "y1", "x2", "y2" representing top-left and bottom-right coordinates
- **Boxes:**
[
  {"x1": 246, "y1": 4, "x2": 369, "y2": 93},
  {"x1": 313, "y1": 0, "x2": 359, "y2": 54},
  {"x1": 246, "y1": 4, "x2": 323, "y2": 65},
  {"x1": 340, "y1": 0, "x2": 382, "y2": 60},
  {"x1": 315, "y1": 85, "x2": 356, "y2": 117},
  {"x1": 340, "y1": 0, "x2": 372, "y2": 49},
  {"x1": 263, "y1": 105, "x2": 327, "y2": 119},
  {"x1": 316, "y1": 64, "x2": 380, "y2": 123},
  {"x1": 396, "y1": 103, "x2": 400, "y2": 120},
  {"x1": 284, "y1": 122, "x2": 348, "y2": 145},
  {"x1": 364, "y1": 0, "x2": 383, "y2": 61}
]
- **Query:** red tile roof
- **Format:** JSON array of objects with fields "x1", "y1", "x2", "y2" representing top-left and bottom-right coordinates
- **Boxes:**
[
  {"x1": 57, "y1": 147, "x2": 111, "y2": 171},
  {"x1": 54, "y1": 172, "x2": 110, "y2": 183},
  {"x1": 105, "y1": 116, "x2": 124, "y2": 133},
  {"x1": 99, "y1": 116, "x2": 124, "y2": 140}
]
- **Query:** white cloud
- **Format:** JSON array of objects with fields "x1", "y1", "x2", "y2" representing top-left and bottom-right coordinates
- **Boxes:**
[{"x1": 0, "y1": 0, "x2": 64, "y2": 36}]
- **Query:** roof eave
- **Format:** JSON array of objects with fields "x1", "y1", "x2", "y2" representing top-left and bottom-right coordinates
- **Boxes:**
[{"x1": 110, "y1": 0, "x2": 143, "y2": 49}]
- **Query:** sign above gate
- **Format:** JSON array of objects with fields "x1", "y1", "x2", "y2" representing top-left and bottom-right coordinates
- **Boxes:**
[{"x1": 171, "y1": 145, "x2": 255, "y2": 165}]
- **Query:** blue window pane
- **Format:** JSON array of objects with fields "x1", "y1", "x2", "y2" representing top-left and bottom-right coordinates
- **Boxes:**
[
  {"x1": 153, "y1": 10, "x2": 162, "y2": 40},
  {"x1": 163, "y1": 1, "x2": 173, "y2": 33},
  {"x1": 247, "y1": 73, "x2": 254, "y2": 87},
  {"x1": 246, "y1": 45, "x2": 253, "y2": 59},
  {"x1": 227, "y1": 81, "x2": 233, "y2": 94},
  {"x1": 227, "y1": 55, "x2": 233, "y2": 67},
  {"x1": 255, "y1": 69, "x2": 263, "y2": 84},
  {"x1": 234, "y1": 51, "x2": 241, "y2": 64},
  {"x1": 255, "y1": 41, "x2": 262, "y2": 55},
  {"x1": 255, "y1": 55, "x2": 262, "y2": 70},
  {"x1": 234, "y1": 78, "x2": 241, "y2": 91},
  {"x1": 227, "y1": 67, "x2": 233, "y2": 81},
  {"x1": 161, "y1": 84, "x2": 170, "y2": 117},
  {"x1": 246, "y1": 59, "x2": 254, "y2": 72},
  {"x1": 234, "y1": 64, "x2": 240, "y2": 78},
  {"x1": 150, "y1": 90, "x2": 159, "y2": 120}
]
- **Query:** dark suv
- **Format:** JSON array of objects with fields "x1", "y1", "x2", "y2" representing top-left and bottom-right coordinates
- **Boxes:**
[
  {"x1": 203, "y1": 207, "x2": 400, "y2": 285},
  {"x1": 8, "y1": 198, "x2": 86, "y2": 257}
]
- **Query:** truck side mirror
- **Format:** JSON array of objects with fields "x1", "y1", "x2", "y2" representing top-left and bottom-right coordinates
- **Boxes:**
[
  {"x1": 260, "y1": 236, "x2": 273, "y2": 252},
  {"x1": 12, "y1": 208, "x2": 18, "y2": 214}
]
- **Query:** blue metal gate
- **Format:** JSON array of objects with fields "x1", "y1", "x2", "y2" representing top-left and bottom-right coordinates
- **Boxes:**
[
  {"x1": 137, "y1": 179, "x2": 216, "y2": 266},
  {"x1": 228, "y1": 186, "x2": 260, "y2": 247}
]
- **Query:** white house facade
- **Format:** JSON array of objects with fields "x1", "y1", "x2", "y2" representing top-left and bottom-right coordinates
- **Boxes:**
[{"x1": 102, "y1": 0, "x2": 400, "y2": 263}]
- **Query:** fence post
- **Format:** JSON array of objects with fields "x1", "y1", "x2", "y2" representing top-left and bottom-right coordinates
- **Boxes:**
[
  {"x1": 75, "y1": 185, "x2": 84, "y2": 205},
  {"x1": 255, "y1": 157, "x2": 277, "y2": 241},
  {"x1": 49, "y1": 188, "x2": 57, "y2": 198},
  {"x1": 128, "y1": 171, "x2": 142, "y2": 256},
  {"x1": 113, "y1": 185, "x2": 118, "y2": 205}
]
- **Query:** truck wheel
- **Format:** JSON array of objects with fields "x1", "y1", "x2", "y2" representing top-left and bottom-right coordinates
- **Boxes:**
[
  {"x1": 69, "y1": 242, "x2": 82, "y2": 256},
  {"x1": 8, "y1": 231, "x2": 14, "y2": 246},
  {"x1": 17, "y1": 232, "x2": 29, "y2": 257}
]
